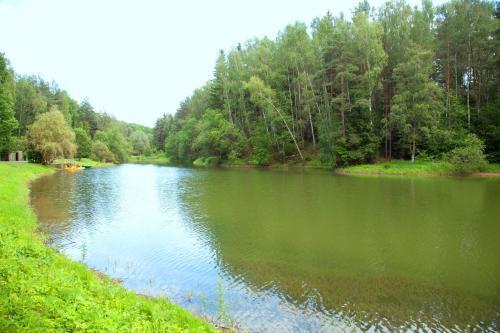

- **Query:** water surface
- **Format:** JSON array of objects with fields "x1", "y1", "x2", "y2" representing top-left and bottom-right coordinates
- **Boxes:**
[{"x1": 31, "y1": 164, "x2": 500, "y2": 332}]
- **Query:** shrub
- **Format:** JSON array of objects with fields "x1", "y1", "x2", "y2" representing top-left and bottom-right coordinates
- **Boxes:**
[{"x1": 447, "y1": 134, "x2": 487, "y2": 174}]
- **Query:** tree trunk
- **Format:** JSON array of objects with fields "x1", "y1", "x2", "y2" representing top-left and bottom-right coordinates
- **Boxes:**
[
  {"x1": 267, "y1": 98, "x2": 304, "y2": 161},
  {"x1": 383, "y1": 71, "x2": 390, "y2": 160},
  {"x1": 298, "y1": 81, "x2": 305, "y2": 145},
  {"x1": 411, "y1": 129, "x2": 416, "y2": 163},
  {"x1": 446, "y1": 38, "x2": 451, "y2": 126},
  {"x1": 287, "y1": 73, "x2": 295, "y2": 133},
  {"x1": 308, "y1": 109, "x2": 316, "y2": 148},
  {"x1": 346, "y1": 79, "x2": 352, "y2": 113},
  {"x1": 467, "y1": 32, "x2": 471, "y2": 129},
  {"x1": 368, "y1": 95, "x2": 373, "y2": 126},
  {"x1": 227, "y1": 100, "x2": 233, "y2": 124},
  {"x1": 306, "y1": 73, "x2": 319, "y2": 149},
  {"x1": 340, "y1": 74, "x2": 346, "y2": 138},
  {"x1": 454, "y1": 53, "x2": 458, "y2": 98},
  {"x1": 474, "y1": 66, "x2": 480, "y2": 116}
]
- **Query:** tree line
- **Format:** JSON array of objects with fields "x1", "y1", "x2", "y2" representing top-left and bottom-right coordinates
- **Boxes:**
[
  {"x1": 0, "y1": 54, "x2": 153, "y2": 164},
  {"x1": 153, "y1": 0, "x2": 499, "y2": 170}
]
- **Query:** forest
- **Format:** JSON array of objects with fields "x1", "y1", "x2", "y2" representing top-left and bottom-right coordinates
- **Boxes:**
[
  {"x1": 0, "y1": 54, "x2": 152, "y2": 164},
  {"x1": 153, "y1": 0, "x2": 499, "y2": 171}
]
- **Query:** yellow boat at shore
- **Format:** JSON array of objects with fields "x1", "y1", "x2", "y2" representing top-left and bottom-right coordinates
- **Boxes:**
[{"x1": 64, "y1": 164, "x2": 85, "y2": 171}]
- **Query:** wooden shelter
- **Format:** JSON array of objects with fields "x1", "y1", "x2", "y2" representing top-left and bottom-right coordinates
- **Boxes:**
[{"x1": 8, "y1": 151, "x2": 24, "y2": 162}]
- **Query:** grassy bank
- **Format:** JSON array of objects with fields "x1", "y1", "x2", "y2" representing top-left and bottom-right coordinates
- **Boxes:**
[
  {"x1": 339, "y1": 160, "x2": 500, "y2": 176},
  {"x1": 0, "y1": 163, "x2": 214, "y2": 332},
  {"x1": 53, "y1": 158, "x2": 114, "y2": 168},
  {"x1": 483, "y1": 163, "x2": 500, "y2": 173},
  {"x1": 175, "y1": 155, "x2": 500, "y2": 177},
  {"x1": 340, "y1": 160, "x2": 452, "y2": 175},
  {"x1": 129, "y1": 154, "x2": 172, "y2": 165}
]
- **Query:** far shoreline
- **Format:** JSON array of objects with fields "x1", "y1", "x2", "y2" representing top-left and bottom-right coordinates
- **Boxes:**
[{"x1": 128, "y1": 157, "x2": 500, "y2": 178}]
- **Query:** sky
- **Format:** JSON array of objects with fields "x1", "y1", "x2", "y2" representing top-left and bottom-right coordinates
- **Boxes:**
[{"x1": 0, "y1": 0, "x2": 443, "y2": 127}]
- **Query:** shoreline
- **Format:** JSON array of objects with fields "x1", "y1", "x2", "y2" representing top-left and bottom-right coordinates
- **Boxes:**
[
  {"x1": 334, "y1": 168, "x2": 500, "y2": 177},
  {"x1": 188, "y1": 160, "x2": 500, "y2": 178},
  {"x1": 0, "y1": 163, "x2": 215, "y2": 332}
]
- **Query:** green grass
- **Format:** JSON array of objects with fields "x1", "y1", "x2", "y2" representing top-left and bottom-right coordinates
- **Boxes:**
[
  {"x1": 0, "y1": 163, "x2": 214, "y2": 332},
  {"x1": 129, "y1": 154, "x2": 172, "y2": 165},
  {"x1": 53, "y1": 158, "x2": 114, "y2": 168},
  {"x1": 484, "y1": 163, "x2": 500, "y2": 173},
  {"x1": 341, "y1": 160, "x2": 455, "y2": 175}
]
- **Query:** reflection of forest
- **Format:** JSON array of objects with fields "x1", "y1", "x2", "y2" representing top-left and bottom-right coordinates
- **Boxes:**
[
  {"x1": 31, "y1": 171, "x2": 76, "y2": 237},
  {"x1": 31, "y1": 169, "x2": 117, "y2": 243},
  {"x1": 179, "y1": 169, "x2": 500, "y2": 331}
]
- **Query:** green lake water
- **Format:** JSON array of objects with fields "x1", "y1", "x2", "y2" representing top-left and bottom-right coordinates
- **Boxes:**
[{"x1": 30, "y1": 164, "x2": 500, "y2": 332}]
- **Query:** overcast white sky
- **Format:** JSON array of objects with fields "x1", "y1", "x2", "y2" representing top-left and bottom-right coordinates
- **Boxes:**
[{"x1": 0, "y1": 0, "x2": 443, "y2": 126}]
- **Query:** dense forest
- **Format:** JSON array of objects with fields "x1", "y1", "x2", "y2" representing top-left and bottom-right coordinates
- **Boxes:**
[
  {"x1": 153, "y1": 0, "x2": 499, "y2": 170},
  {"x1": 0, "y1": 54, "x2": 152, "y2": 164}
]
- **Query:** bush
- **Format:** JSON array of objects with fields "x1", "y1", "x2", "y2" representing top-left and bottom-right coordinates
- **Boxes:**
[
  {"x1": 447, "y1": 134, "x2": 487, "y2": 174},
  {"x1": 204, "y1": 156, "x2": 220, "y2": 166},
  {"x1": 91, "y1": 140, "x2": 115, "y2": 162},
  {"x1": 193, "y1": 156, "x2": 220, "y2": 167}
]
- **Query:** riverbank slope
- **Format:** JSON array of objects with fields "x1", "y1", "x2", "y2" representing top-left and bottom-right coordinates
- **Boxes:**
[
  {"x1": 182, "y1": 156, "x2": 500, "y2": 177},
  {"x1": 338, "y1": 160, "x2": 500, "y2": 176},
  {"x1": 0, "y1": 163, "x2": 214, "y2": 332}
]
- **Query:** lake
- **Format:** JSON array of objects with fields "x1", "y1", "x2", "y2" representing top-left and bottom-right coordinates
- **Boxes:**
[{"x1": 30, "y1": 164, "x2": 500, "y2": 332}]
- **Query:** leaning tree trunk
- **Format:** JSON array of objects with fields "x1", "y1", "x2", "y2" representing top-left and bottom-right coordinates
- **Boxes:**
[{"x1": 267, "y1": 98, "x2": 304, "y2": 161}]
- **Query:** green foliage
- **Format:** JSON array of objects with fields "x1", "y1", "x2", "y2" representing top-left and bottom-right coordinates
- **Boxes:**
[
  {"x1": 447, "y1": 134, "x2": 488, "y2": 174},
  {"x1": 91, "y1": 140, "x2": 115, "y2": 163},
  {"x1": 425, "y1": 128, "x2": 468, "y2": 159},
  {"x1": 130, "y1": 130, "x2": 151, "y2": 156},
  {"x1": 250, "y1": 122, "x2": 272, "y2": 165},
  {"x1": 194, "y1": 109, "x2": 245, "y2": 160},
  {"x1": 153, "y1": 114, "x2": 173, "y2": 150},
  {"x1": 165, "y1": 116, "x2": 199, "y2": 162},
  {"x1": 475, "y1": 105, "x2": 500, "y2": 163},
  {"x1": 0, "y1": 163, "x2": 215, "y2": 332},
  {"x1": 317, "y1": 127, "x2": 337, "y2": 167},
  {"x1": 390, "y1": 46, "x2": 443, "y2": 162},
  {"x1": 0, "y1": 59, "x2": 154, "y2": 163},
  {"x1": 129, "y1": 153, "x2": 171, "y2": 165},
  {"x1": 4, "y1": 0, "x2": 495, "y2": 168},
  {"x1": 94, "y1": 129, "x2": 129, "y2": 163},
  {"x1": 27, "y1": 109, "x2": 76, "y2": 164},
  {"x1": 74, "y1": 127, "x2": 92, "y2": 158},
  {"x1": 0, "y1": 53, "x2": 18, "y2": 155},
  {"x1": 193, "y1": 156, "x2": 221, "y2": 167},
  {"x1": 152, "y1": 0, "x2": 499, "y2": 168}
]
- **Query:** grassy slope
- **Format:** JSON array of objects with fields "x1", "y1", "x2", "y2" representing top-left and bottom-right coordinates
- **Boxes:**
[
  {"x1": 340, "y1": 160, "x2": 500, "y2": 175},
  {"x1": 0, "y1": 163, "x2": 213, "y2": 332}
]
